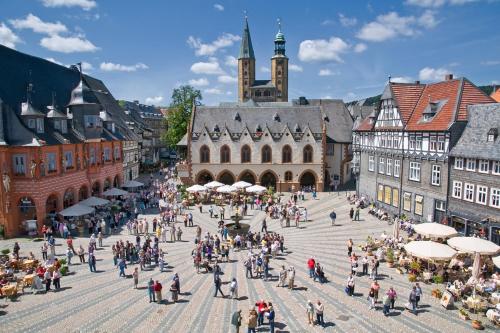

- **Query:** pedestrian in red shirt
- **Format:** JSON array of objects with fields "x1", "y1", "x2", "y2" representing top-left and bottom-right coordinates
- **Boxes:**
[
  {"x1": 255, "y1": 299, "x2": 267, "y2": 327},
  {"x1": 307, "y1": 257, "x2": 316, "y2": 278},
  {"x1": 154, "y1": 280, "x2": 162, "y2": 304}
]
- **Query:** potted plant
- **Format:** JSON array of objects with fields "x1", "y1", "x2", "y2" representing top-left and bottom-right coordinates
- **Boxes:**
[
  {"x1": 408, "y1": 273, "x2": 417, "y2": 282},
  {"x1": 458, "y1": 308, "x2": 470, "y2": 321},
  {"x1": 0, "y1": 225, "x2": 4, "y2": 239},
  {"x1": 386, "y1": 248, "x2": 395, "y2": 268},
  {"x1": 433, "y1": 275, "x2": 444, "y2": 285},
  {"x1": 409, "y1": 261, "x2": 421, "y2": 275},
  {"x1": 471, "y1": 320, "x2": 484, "y2": 330},
  {"x1": 1, "y1": 248, "x2": 10, "y2": 255},
  {"x1": 60, "y1": 265, "x2": 69, "y2": 276},
  {"x1": 431, "y1": 288, "x2": 442, "y2": 299},
  {"x1": 59, "y1": 258, "x2": 67, "y2": 266}
]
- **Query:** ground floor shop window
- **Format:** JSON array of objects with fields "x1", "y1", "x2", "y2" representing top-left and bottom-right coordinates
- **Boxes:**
[
  {"x1": 384, "y1": 186, "x2": 391, "y2": 205},
  {"x1": 403, "y1": 192, "x2": 412, "y2": 212},
  {"x1": 377, "y1": 184, "x2": 383, "y2": 202},
  {"x1": 415, "y1": 195, "x2": 424, "y2": 216},
  {"x1": 392, "y1": 188, "x2": 399, "y2": 208}
]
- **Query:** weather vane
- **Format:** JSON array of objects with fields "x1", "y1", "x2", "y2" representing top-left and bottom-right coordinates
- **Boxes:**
[{"x1": 277, "y1": 18, "x2": 282, "y2": 31}]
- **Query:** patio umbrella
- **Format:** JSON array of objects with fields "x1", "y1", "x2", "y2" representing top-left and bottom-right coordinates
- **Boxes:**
[
  {"x1": 404, "y1": 241, "x2": 456, "y2": 261},
  {"x1": 493, "y1": 256, "x2": 500, "y2": 269},
  {"x1": 205, "y1": 181, "x2": 224, "y2": 189},
  {"x1": 413, "y1": 223, "x2": 458, "y2": 239},
  {"x1": 79, "y1": 196, "x2": 110, "y2": 207},
  {"x1": 246, "y1": 185, "x2": 267, "y2": 194},
  {"x1": 471, "y1": 252, "x2": 481, "y2": 281},
  {"x1": 59, "y1": 204, "x2": 94, "y2": 217},
  {"x1": 103, "y1": 188, "x2": 129, "y2": 197},
  {"x1": 186, "y1": 184, "x2": 207, "y2": 193},
  {"x1": 216, "y1": 185, "x2": 237, "y2": 193},
  {"x1": 447, "y1": 237, "x2": 500, "y2": 255},
  {"x1": 232, "y1": 181, "x2": 252, "y2": 189},
  {"x1": 122, "y1": 180, "x2": 144, "y2": 188}
]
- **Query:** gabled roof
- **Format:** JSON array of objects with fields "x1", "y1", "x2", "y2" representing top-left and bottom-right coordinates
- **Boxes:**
[
  {"x1": 388, "y1": 82, "x2": 425, "y2": 124},
  {"x1": 449, "y1": 103, "x2": 500, "y2": 161},
  {"x1": 491, "y1": 88, "x2": 500, "y2": 102}
]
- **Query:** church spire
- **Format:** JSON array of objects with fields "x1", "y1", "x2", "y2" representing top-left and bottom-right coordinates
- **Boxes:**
[{"x1": 239, "y1": 15, "x2": 255, "y2": 59}]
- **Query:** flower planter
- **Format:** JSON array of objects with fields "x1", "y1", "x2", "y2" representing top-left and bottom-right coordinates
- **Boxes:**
[
  {"x1": 472, "y1": 320, "x2": 484, "y2": 330},
  {"x1": 458, "y1": 313, "x2": 469, "y2": 321},
  {"x1": 386, "y1": 261, "x2": 394, "y2": 268}
]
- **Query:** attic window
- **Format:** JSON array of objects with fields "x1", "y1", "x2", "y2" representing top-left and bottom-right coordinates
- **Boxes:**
[
  {"x1": 294, "y1": 124, "x2": 301, "y2": 133},
  {"x1": 213, "y1": 125, "x2": 220, "y2": 132},
  {"x1": 256, "y1": 125, "x2": 262, "y2": 133},
  {"x1": 234, "y1": 112, "x2": 241, "y2": 121},
  {"x1": 323, "y1": 116, "x2": 329, "y2": 122},
  {"x1": 273, "y1": 113, "x2": 280, "y2": 122},
  {"x1": 488, "y1": 128, "x2": 498, "y2": 142}
]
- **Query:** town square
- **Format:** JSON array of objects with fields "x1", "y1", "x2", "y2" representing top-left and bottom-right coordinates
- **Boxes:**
[{"x1": 0, "y1": 1, "x2": 499, "y2": 332}]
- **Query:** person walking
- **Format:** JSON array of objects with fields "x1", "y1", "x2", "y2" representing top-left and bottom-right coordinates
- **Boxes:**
[
  {"x1": 347, "y1": 239, "x2": 353, "y2": 257},
  {"x1": 118, "y1": 258, "x2": 127, "y2": 277},
  {"x1": 44, "y1": 269, "x2": 52, "y2": 292},
  {"x1": 97, "y1": 232, "x2": 103, "y2": 248},
  {"x1": 244, "y1": 257, "x2": 253, "y2": 279},
  {"x1": 408, "y1": 286, "x2": 417, "y2": 315},
  {"x1": 230, "y1": 278, "x2": 238, "y2": 299},
  {"x1": 154, "y1": 280, "x2": 162, "y2": 304},
  {"x1": 415, "y1": 283, "x2": 423, "y2": 309},
  {"x1": 261, "y1": 218, "x2": 267, "y2": 233},
  {"x1": 214, "y1": 273, "x2": 225, "y2": 298},
  {"x1": 267, "y1": 305, "x2": 275, "y2": 333},
  {"x1": 277, "y1": 265, "x2": 287, "y2": 287},
  {"x1": 132, "y1": 267, "x2": 139, "y2": 289},
  {"x1": 288, "y1": 266, "x2": 295, "y2": 290},
  {"x1": 307, "y1": 257, "x2": 316, "y2": 278},
  {"x1": 315, "y1": 300, "x2": 325, "y2": 327},
  {"x1": 306, "y1": 300, "x2": 315, "y2": 326},
  {"x1": 148, "y1": 278, "x2": 156, "y2": 303},
  {"x1": 347, "y1": 274, "x2": 355, "y2": 296},
  {"x1": 52, "y1": 268, "x2": 61, "y2": 290},
  {"x1": 368, "y1": 287, "x2": 376, "y2": 310},
  {"x1": 354, "y1": 207, "x2": 360, "y2": 221},
  {"x1": 255, "y1": 300, "x2": 267, "y2": 327},
  {"x1": 329, "y1": 210, "x2": 336, "y2": 226},
  {"x1": 246, "y1": 308, "x2": 258, "y2": 333},
  {"x1": 41, "y1": 242, "x2": 48, "y2": 261},
  {"x1": 77, "y1": 245, "x2": 85, "y2": 263},
  {"x1": 362, "y1": 256, "x2": 369, "y2": 276},
  {"x1": 349, "y1": 207, "x2": 354, "y2": 220},
  {"x1": 387, "y1": 287, "x2": 397, "y2": 309},
  {"x1": 382, "y1": 293, "x2": 391, "y2": 316},
  {"x1": 371, "y1": 280, "x2": 380, "y2": 303},
  {"x1": 170, "y1": 280, "x2": 179, "y2": 302},
  {"x1": 231, "y1": 310, "x2": 242, "y2": 333},
  {"x1": 88, "y1": 254, "x2": 96, "y2": 272}
]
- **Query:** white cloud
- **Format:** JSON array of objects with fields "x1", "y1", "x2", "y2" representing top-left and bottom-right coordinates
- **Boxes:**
[
  {"x1": 418, "y1": 67, "x2": 451, "y2": 81},
  {"x1": 226, "y1": 91, "x2": 233, "y2": 95},
  {"x1": 40, "y1": 34, "x2": 98, "y2": 53},
  {"x1": 187, "y1": 33, "x2": 240, "y2": 56},
  {"x1": 481, "y1": 60, "x2": 500, "y2": 66},
  {"x1": 339, "y1": 13, "x2": 357, "y2": 27},
  {"x1": 81, "y1": 61, "x2": 93, "y2": 71},
  {"x1": 188, "y1": 77, "x2": 209, "y2": 87},
  {"x1": 321, "y1": 19, "x2": 335, "y2": 26},
  {"x1": 100, "y1": 62, "x2": 148, "y2": 72},
  {"x1": 345, "y1": 92, "x2": 357, "y2": 100},
  {"x1": 260, "y1": 66, "x2": 270, "y2": 73},
  {"x1": 0, "y1": 23, "x2": 21, "y2": 49},
  {"x1": 298, "y1": 37, "x2": 349, "y2": 63},
  {"x1": 204, "y1": 88, "x2": 223, "y2": 95},
  {"x1": 321, "y1": 95, "x2": 333, "y2": 99},
  {"x1": 213, "y1": 3, "x2": 224, "y2": 11},
  {"x1": 10, "y1": 14, "x2": 67, "y2": 35},
  {"x1": 46, "y1": 58, "x2": 93, "y2": 72},
  {"x1": 354, "y1": 43, "x2": 367, "y2": 53},
  {"x1": 218, "y1": 75, "x2": 237, "y2": 84},
  {"x1": 190, "y1": 58, "x2": 225, "y2": 75},
  {"x1": 391, "y1": 76, "x2": 413, "y2": 83},
  {"x1": 357, "y1": 11, "x2": 438, "y2": 42},
  {"x1": 318, "y1": 69, "x2": 338, "y2": 76},
  {"x1": 41, "y1": 0, "x2": 97, "y2": 11},
  {"x1": 289, "y1": 64, "x2": 303, "y2": 72},
  {"x1": 45, "y1": 57, "x2": 64, "y2": 65},
  {"x1": 224, "y1": 55, "x2": 238, "y2": 67},
  {"x1": 405, "y1": 0, "x2": 477, "y2": 7},
  {"x1": 145, "y1": 96, "x2": 163, "y2": 105}
]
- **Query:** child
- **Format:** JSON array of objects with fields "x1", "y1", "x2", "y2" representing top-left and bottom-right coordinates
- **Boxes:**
[{"x1": 132, "y1": 267, "x2": 139, "y2": 289}]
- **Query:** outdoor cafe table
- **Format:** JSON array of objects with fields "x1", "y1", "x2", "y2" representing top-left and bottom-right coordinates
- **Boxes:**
[
  {"x1": 1, "y1": 284, "x2": 16, "y2": 297},
  {"x1": 23, "y1": 274, "x2": 35, "y2": 287},
  {"x1": 23, "y1": 259, "x2": 36, "y2": 269}
]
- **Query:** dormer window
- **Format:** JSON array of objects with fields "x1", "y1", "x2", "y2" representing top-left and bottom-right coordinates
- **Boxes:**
[
  {"x1": 255, "y1": 125, "x2": 262, "y2": 133},
  {"x1": 294, "y1": 124, "x2": 301, "y2": 133},
  {"x1": 36, "y1": 118, "x2": 44, "y2": 133},
  {"x1": 233, "y1": 112, "x2": 241, "y2": 121},
  {"x1": 54, "y1": 120, "x2": 61, "y2": 130},
  {"x1": 488, "y1": 128, "x2": 498, "y2": 142},
  {"x1": 273, "y1": 113, "x2": 280, "y2": 122},
  {"x1": 213, "y1": 125, "x2": 220, "y2": 132},
  {"x1": 27, "y1": 118, "x2": 36, "y2": 129},
  {"x1": 61, "y1": 120, "x2": 67, "y2": 134}
]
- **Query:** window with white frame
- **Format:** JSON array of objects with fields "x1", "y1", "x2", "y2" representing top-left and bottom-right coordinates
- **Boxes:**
[
  {"x1": 452, "y1": 181, "x2": 462, "y2": 199},
  {"x1": 379, "y1": 157, "x2": 385, "y2": 174},
  {"x1": 490, "y1": 188, "x2": 500, "y2": 208},
  {"x1": 437, "y1": 136, "x2": 445, "y2": 152},
  {"x1": 466, "y1": 159, "x2": 476, "y2": 171},
  {"x1": 416, "y1": 137, "x2": 422, "y2": 150},
  {"x1": 12, "y1": 154, "x2": 26, "y2": 175},
  {"x1": 409, "y1": 162, "x2": 420, "y2": 181},
  {"x1": 464, "y1": 183, "x2": 474, "y2": 202},
  {"x1": 104, "y1": 148, "x2": 111, "y2": 161},
  {"x1": 429, "y1": 136, "x2": 437, "y2": 151},
  {"x1": 47, "y1": 153, "x2": 57, "y2": 173},
  {"x1": 394, "y1": 160, "x2": 401, "y2": 178},
  {"x1": 478, "y1": 160, "x2": 489, "y2": 173},
  {"x1": 454, "y1": 158, "x2": 464, "y2": 170},
  {"x1": 409, "y1": 136, "x2": 416, "y2": 150},
  {"x1": 476, "y1": 185, "x2": 487, "y2": 205},
  {"x1": 64, "y1": 151, "x2": 73, "y2": 168},
  {"x1": 393, "y1": 135, "x2": 400, "y2": 149},
  {"x1": 386, "y1": 158, "x2": 393, "y2": 176},
  {"x1": 493, "y1": 161, "x2": 500, "y2": 175},
  {"x1": 431, "y1": 165, "x2": 441, "y2": 186},
  {"x1": 386, "y1": 134, "x2": 393, "y2": 148},
  {"x1": 435, "y1": 200, "x2": 446, "y2": 212},
  {"x1": 368, "y1": 155, "x2": 374, "y2": 172},
  {"x1": 380, "y1": 135, "x2": 386, "y2": 148}
]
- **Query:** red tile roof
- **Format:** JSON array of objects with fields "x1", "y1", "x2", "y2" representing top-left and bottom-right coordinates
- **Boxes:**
[
  {"x1": 354, "y1": 116, "x2": 374, "y2": 131},
  {"x1": 491, "y1": 88, "x2": 500, "y2": 103},
  {"x1": 391, "y1": 83, "x2": 425, "y2": 124},
  {"x1": 456, "y1": 79, "x2": 495, "y2": 121}
]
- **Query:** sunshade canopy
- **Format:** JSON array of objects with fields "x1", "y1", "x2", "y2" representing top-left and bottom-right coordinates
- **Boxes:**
[
  {"x1": 404, "y1": 241, "x2": 456, "y2": 261},
  {"x1": 59, "y1": 204, "x2": 94, "y2": 217},
  {"x1": 447, "y1": 237, "x2": 500, "y2": 255},
  {"x1": 413, "y1": 223, "x2": 458, "y2": 239}
]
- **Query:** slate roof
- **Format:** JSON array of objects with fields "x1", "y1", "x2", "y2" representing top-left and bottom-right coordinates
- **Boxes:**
[
  {"x1": 251, "y1": 80, "x2": 275, "y2": 89},
  {"x1": 239, "y1": 18, "x2": 255, "y2": 59},
  {"x1": 0, "y1": 45, "x2": 138, "y2": 146},
  {"x1": 449, "y1": 103, "x2": 500, "y2": 161}
]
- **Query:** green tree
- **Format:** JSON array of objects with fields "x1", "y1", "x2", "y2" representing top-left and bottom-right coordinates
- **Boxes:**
[{"x1": 162, "y1": 85, "x2": 202, "y2": 148}]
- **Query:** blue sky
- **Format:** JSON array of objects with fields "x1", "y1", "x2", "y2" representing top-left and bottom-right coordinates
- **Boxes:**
[{"x1": 1, "y1": 0, "x2": 499, "y2": 106}]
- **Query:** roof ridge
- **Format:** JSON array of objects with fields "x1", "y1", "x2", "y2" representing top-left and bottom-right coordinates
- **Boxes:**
[{"x1": 451, "y1": 77, "x2": 465, "y2": 124}]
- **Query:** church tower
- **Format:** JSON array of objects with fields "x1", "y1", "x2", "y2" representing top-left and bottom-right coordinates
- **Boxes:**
[
  {"x1": 271, "y1": 20, "x2": 288, "y2": 102},
  {"x1": 238, "y1": 17, "x2": 255, "y2": 102}
]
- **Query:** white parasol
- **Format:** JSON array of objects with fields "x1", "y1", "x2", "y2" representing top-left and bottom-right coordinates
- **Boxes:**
[
  {"x1": 216, "y1": 185, "x2": 237, "y2": 193},
  {"x1": 122, "y1": 180, "x2": 144, "y2": 188},
  {"x1": 471, "y1": 252, "x2": 481, "y2": 281},
  {"x1": 102, "y1": 188, "x2": 129, "y2": 196},
  {"x1": 413, "y1": 223, "x2": 458, "y2": 239},
  {"x1": 79, "y1": 196, "x2": 110, "y2": 207},
  {"x1": 493, "y1": 256, "x2": 500, "y2": 269},
  {"x1": 205, "y1": 181, "x2": 224, "y2": 189},
  {"x1": 246, "y1": 185, "x2": 267, "y2": 194},
  {"x1": 447, "y1": 237, "x2": 500, "y2": 255},
  {"x1": 404, "y1": 241, "x2": 456, "y2": 261},
  {"x1": 232, "y1": 181, "x2": 252, "y2": 189},
  {"x1": 186, "y1": 184, "x2": 208, "y2": 193},
  {"x1": 59, "y1": 204, "x2": 95, "y2": 217}
]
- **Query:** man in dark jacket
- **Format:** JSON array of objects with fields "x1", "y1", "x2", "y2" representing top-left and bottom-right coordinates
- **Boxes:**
[{"x1": 231, "y1": 309, "x2": 242, "y2": 333}]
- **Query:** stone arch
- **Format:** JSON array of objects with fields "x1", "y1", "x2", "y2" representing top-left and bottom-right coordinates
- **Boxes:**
[
  {"x1": 299, "y1": 170, "x2": 317, "y2": 188},
  {"x1": 91, "y1": 181, "x2": 101, "y2": 197},
  {"x1": 113, "y1": 175, "x2": 121, "y2": 188},
  {"x1": 238, "y1": 169, "x2": 257, "y2": 184},
  {"x1": 200, "y1": 145, "x2": 210, "y2": 163},
  {"x1": 63, "y1": 188, "x2": 76, "y2": 208},
  {"x1": 196, "y1": 170, "x2": 214, "y2": 185},
  {"x1": 45, "y1": 193, "x2": 59, "y2": 215},
  {"x1": 103, "y1": 177, "x2": 112, "y2": 191},
  {"x1": 78, "y1": 185, "x2": 89, "y2": 201},
  {"x1": 18, "y1": 196, "x2": 38, "y2": 234},
  {"x1": 260, "y1": 170, "x2": 278, "y2": 190},
  {"x1": 217, "y1": 170, "x2": 236, "y2": 185}
]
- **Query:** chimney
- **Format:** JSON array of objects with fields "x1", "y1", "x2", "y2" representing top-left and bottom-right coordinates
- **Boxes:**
[
  {"x1": 414, "y1": 80, "x2": 420, "y2": 85},
  {"x1": 444, "y1": 74, "x2": 453, "y2": 81},
  {"x1": 133, "y1": 100, "x2": 139, "y2": 105}
]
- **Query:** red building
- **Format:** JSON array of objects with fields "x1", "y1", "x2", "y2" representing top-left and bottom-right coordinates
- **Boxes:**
[{"x1": 0, "y1": 46, "x2": 138, "y2": 238}]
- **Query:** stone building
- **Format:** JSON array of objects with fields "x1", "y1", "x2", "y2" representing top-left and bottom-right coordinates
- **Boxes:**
[
  {"x1": 353, "y1": 75, "x2": 494, "y2": 223},
  {"x1": 448, "y1": 103, "x2": 500, "y2": 244},
  {"x1": 0, "y1": 45, "x2": 139, "y2": 237}
]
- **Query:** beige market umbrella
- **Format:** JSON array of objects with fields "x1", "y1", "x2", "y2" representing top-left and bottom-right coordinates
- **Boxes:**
[
  {"x1": 493, "y1": 256, "x2": 500, "y2": 269},
  {"x1": 186, "y1": 184, "x2": 207, "y2": 193},
  {"x1": 246, "y1": 185, "x2": 267, "y2": 194},
  {"x1": 122, "y1": 180, "x2": 144, "y2": 188},
  {"x1": 413, "y1": 223, "x2": 458, "y2": 239},
  {"x1": 232, "y1": 181, "x2": 252, "y2": 189},
  {"x1": 404, "y1": 241, "x2": 456, "y2": 261},
  {"x1": 447, "y1": 237, "x2": 500, "y2": 256},
  {"x1": 216, "y1": 185, "x2": 237, "y2": 193},
  {"x1": 205, "y1": 181, "x2": 224, "y2": 189}
]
